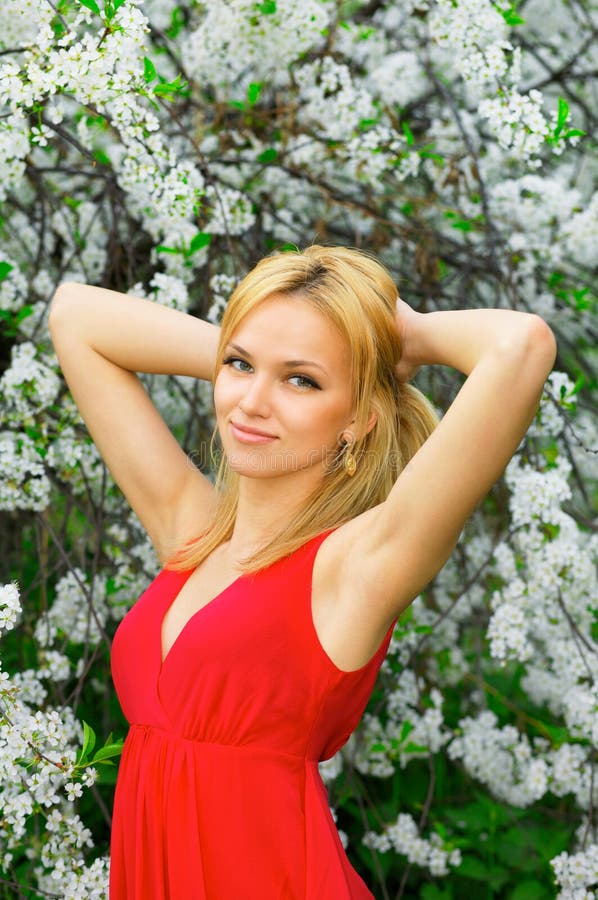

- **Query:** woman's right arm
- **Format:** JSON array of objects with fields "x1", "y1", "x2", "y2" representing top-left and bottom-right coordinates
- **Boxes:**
[{"x1": 49, "y1": 283, "x2": 220, "y2": 562}]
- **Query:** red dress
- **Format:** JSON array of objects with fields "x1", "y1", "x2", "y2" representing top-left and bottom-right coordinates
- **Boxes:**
[{"x1": 110, "y1": 529, "x2": 395, "y2": 899}]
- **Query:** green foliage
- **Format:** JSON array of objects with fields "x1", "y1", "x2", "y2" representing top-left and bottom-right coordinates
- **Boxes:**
[
  {"x1": 156, "y1": 231, "x2": 212, "y2": 261},
  {"x1": 0, "y1": 261, "x2": 14, "y2": 282},
  {"x1": 548, "y1": 97, "x2": 586, "y2": 145},
  {"x1": 499, "y1": 4, "x2": 526, "y2": 27},
  {"x1": 75, "y1": 721, "x2": 124, "y2": 772},
  {"x1": 77, "y1": 0, "x2": 126, "y2": 21}
]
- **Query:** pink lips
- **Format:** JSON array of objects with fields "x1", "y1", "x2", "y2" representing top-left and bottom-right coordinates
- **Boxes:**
[{"x1": 230, "y1": 422, "x2": 277, "y2": 444}]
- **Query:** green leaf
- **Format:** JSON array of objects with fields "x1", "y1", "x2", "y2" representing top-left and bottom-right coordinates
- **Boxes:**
[
  {"x1": 358, "y1": 118, "x2": 378, "y2": 131},
  {"x1": 143, "y1": 57, "x2": 157, "y2": 83},
  {"x1": 557, "y1": 96, "x2": 569, "y2": 130},
  {"x1": 78, "y1": 721, "x2": 96, "y2": 764},
  {"x1": 155, "y1": 245, "x2": 180, "y2": 255},
  {"x1": 445, "y1": 211, "x2": 474, "y2": 232},
  {"x1": 92, "y1": 741, "x2": 124, "y2": 764},
  {"x1": 399, "y1": 720, "x2": 414, "y2": 743},
  {"x1": 78, "y1": 0, "x2": 101, "y2": 15},
  {"x1": 166, "y1": 6, "x2": 186, "y2": 39},
  {"x1": 112, "y1": 0, "x2": 126, "y2": 11},
  {"x1": 502, "y1": 7, "x2": 526, "y2": 26},
  {"x1": 551, "y1": 96, "x2": 570, "y2": 140},
  {"x1": 0, "y1": 261, "x2": 14, "y2": 282},
  {"x1": 258, "y1": 0, "x2": 277, "y2": 12},
  {"x1": 93, "y1": 148, "x2": 111, "y2": 166},
  {"x1": 419, "y1": 143, "x2": 444, "y2": 164},
  {"x1": 572, "y1": 287, "x2": 590, "y2": 310},
  {"x1": 402, "y1": 741, "x2": 429, "y2": 754},
  {"x1": 509, "y1": 879, "x2": 547, "y2": 900},
  {"x1": 154, "y1": 74, "x2": 189, "y2": 98},
  {"x1": 257, "y1": 147, "x2": 278, "y2": 164},
  {"x1": 15, "y1": 305, "x2": 34, "y2": 325},
  {"x1": 188, "y1": 232, "x2": 212, "y2": 255},
  {"x1": 247, "y1": 82, "x2": 263, "y2": 106},
  {"x1": 402, "y1": 121, "x2": 414, "y2": 145},
  {"x1": 563, "y1": 128, "x2": 585, "y2": 139}
]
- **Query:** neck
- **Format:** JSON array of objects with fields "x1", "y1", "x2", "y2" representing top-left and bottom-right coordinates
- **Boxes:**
[{"x1": 227, "y1": 467, "x2": 323, "y2": 560}]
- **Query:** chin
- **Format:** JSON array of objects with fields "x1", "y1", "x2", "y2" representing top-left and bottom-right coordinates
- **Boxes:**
[{"x1": 226, "y1": 449, "x2": 330, "y2": 480}]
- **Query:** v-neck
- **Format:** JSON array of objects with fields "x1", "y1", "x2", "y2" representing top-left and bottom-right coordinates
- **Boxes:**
[{"x1": 159, "y1": 568, "x2": 247, "y2": 671}]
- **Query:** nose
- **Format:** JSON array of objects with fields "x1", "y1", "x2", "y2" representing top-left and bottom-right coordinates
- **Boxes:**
[{"x1": 238, "y1": 374, "x2": 272, "y2": 418}]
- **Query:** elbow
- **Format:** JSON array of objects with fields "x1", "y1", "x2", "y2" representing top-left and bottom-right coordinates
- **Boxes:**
[
  {"x1": 493, "y1": 314, "x2": 557, "y2": 387},
  {"x1": 526, "y1": 314, "x2": 557, "y2": 375},
  {"x1": 48, "y1": 282, "x2": 81, "y2": 336},
  {"x1": 50, "y1": 281, "x2": 78, "y2": 312}
]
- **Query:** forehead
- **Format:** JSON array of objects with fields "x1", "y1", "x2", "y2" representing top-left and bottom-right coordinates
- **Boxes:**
[{"x1": 230, "y1": 294, "x2": 350, "y2": 367}]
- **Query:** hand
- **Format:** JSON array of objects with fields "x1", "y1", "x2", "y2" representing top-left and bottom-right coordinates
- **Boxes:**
[{"x1": 394, "y1": 297, "x2": 422, "y2": 382}]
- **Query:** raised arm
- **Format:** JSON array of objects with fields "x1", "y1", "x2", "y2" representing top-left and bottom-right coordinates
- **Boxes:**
[
  {"x1": 336, "y1": 303, "x2": 557, "y2": 623},
  {"x1": 49, "y1": 284, "x2": 221, "y2": 561}
]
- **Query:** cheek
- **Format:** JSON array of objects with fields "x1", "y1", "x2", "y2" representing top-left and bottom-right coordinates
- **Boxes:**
[{"x1": 212, "y1": 372, "x2": 233, "y2": 420}]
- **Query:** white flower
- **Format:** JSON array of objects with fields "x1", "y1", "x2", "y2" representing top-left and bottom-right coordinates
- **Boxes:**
[
  {"x1": 363, "y1": 812, "x2": 459, "y2": 877},
  {"x1": 0, "y1": 582, "x2": 21, "y2": 634},
  {"x1": 487, "y1": 602, "x2": 533, "y2": 663},
  {"x1": 30, "y1": 124, "x2": 51, "y2": 146},
  {"x1": 0, "y1": 430, "x2": 50, "y2": 511},
  {"x1": 65, "y1": 782, "x2": 83, "y2": 801}
]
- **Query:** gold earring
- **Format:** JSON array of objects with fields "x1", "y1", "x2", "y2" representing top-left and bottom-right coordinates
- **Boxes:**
[{"x1": 343, "y1": 444, "x2": 357, "y2": 476}]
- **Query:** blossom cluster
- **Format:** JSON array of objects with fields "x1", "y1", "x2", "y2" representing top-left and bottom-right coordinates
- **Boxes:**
[
  {"x1": 364, "y1": 812, "x2": 462, "y2": 877},
  {"x1": 0, "y1": 583, "x2": 108, "y2": 899}
]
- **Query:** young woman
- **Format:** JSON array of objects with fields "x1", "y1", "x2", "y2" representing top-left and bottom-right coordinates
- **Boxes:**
[{"x1": 49, "y1": 245, "x2": 556, "y2": 899}]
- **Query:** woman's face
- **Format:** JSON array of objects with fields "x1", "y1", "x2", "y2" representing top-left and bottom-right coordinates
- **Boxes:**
[{"x1": 213, "y1": 294, "x2": 355, "y2": 481}]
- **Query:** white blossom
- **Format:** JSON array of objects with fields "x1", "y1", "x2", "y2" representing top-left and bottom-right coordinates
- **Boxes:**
[{"x1": 0, "y1": 583, "x2": 21, "y2": 634}]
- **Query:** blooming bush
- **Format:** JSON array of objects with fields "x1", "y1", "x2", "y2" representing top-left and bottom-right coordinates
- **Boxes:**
[{"x1": 0, "y1": 0, "x2": 596, "y2": 896}]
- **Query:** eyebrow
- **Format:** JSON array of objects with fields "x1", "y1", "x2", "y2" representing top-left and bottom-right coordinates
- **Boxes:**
[{"x1": 226, "y1": 342, "x2": 328, "y2": 374}]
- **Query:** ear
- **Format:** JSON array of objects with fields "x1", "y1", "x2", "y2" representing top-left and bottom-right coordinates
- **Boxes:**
[
  {"x1": 364, "y1": 408, "x2": 377, "y2": 436},
  {"x1": 345, "y1": 407, "x2": 377, "y2": 443}
]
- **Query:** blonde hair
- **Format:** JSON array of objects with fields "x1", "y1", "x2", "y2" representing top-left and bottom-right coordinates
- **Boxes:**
[{"x1": 167, "y1": 245, "x2": 438, "y2": 573}]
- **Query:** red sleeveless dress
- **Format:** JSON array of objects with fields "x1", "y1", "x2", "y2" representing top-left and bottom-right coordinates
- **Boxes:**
[{"x1": 110, "y1": 529, "x2": 395, "y2": 899}]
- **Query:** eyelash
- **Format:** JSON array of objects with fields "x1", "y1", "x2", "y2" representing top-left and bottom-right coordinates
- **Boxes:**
[{"x1": 222, "y1": 356, "x2": 321, "y2": 391}]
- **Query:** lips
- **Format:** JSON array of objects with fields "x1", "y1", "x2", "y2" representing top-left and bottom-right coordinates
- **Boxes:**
[{"x1": 230, "y1": 421, "x2": 277, "y2": 439}]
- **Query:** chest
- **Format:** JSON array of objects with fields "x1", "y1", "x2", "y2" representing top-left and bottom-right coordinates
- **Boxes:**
[
  {"x1": 161, "y1": 558, "x2": 244, "y2": 664},
  {"x1": 161, "y1": 551, "x2": 393, "y2": 675}
]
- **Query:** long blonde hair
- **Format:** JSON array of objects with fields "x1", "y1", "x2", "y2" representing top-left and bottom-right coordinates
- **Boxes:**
[{"x1": 167, "y1": 245, "x2": 438, "y2": 572}]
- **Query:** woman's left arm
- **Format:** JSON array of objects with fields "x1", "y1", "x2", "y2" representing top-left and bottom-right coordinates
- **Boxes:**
[{"x1": 345, "y1": 303, "x2": 557, "y2": 620}]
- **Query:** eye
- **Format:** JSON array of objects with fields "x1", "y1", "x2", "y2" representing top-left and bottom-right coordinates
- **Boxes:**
[
  {"x1": 222, "y1": 356, "x2": 252, "y2": 373},
  {"x1": 288, "y1": 374, "x2": 320, "y2": 390}
]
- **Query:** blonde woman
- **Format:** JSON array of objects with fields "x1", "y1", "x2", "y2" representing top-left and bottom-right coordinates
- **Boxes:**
[{"x1": 49, "y1": 245, "x2": 556, "y2": 900}]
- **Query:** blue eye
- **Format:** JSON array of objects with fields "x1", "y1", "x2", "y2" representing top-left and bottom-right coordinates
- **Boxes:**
[
  {"x1": 289, "y1": 374, "x2": 320, "y2": 390},
  {"x1": 223, "y1": 356, "x2": 252, "y2": 372}
]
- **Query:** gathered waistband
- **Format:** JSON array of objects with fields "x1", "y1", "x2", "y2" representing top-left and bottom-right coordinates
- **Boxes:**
[{"x1": 127, "y1": 722, "x2": 320, "y2": 763}]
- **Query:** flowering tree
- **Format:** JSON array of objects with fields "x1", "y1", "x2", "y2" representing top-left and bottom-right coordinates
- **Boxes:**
[{"x1": 0, "y1": 0, "x2": 596, "y2": 897}]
